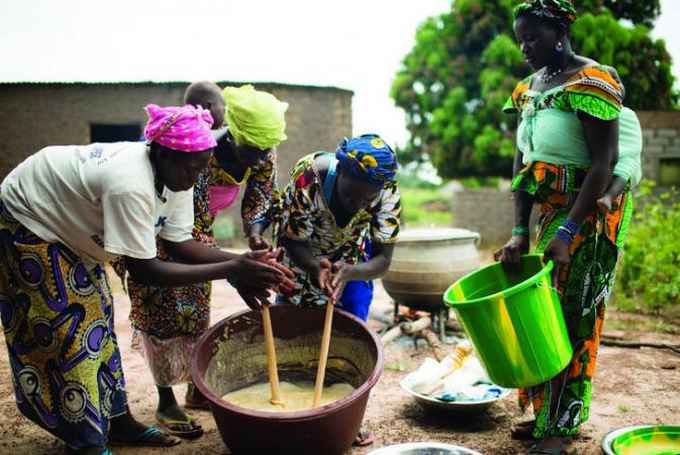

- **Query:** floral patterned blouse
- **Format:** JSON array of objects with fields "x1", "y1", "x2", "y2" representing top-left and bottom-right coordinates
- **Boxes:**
[
  {"x1": 278, "y1": 152, "x2": 401, "y2": 306},
  {"x1": 193, "y1": 149, "x2": 278, "y2": 242}
]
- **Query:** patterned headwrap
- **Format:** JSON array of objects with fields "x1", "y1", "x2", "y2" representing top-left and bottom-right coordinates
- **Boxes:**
[
  {"x1": 514, "y1": 0, "x2": 577, "y2": 28},
  {"x1": 336, "y1": 134, "x2": 398, "y2": 186},
  {"x1": 222, "y1": 85, "x2": 288, "y2": 150},
  {"x1": 144, "y1": 104, "x2": 217, "y2": 152}
]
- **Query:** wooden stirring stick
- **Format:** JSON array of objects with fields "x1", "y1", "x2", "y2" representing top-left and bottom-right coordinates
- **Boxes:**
[
  {"x1": 262, "y1": 304, "x2": 284, "y2": 407},
  {"x1": 313, "y1": 299, "x2": 335, "y2": 407}
]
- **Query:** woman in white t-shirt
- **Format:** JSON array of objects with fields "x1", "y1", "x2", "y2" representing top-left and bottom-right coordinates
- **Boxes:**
[{"x1": 0, "y1": 104, "x2": 292, "y2": 455}]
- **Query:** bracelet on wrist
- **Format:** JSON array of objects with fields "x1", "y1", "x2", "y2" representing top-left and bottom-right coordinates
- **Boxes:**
[
  {"x1": 555, "y1": 226, "x2": 575, "y2": 246},
  {"x1": 561, "y1": 219, "x2": 579, "y2": 237},
  {"x1": 512, "y1": 226, "x2": 530, "y2": 237}
]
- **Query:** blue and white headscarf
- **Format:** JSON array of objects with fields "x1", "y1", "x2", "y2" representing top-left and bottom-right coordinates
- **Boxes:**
[{"x1": 335, "y1": 134, "x2": 398, "y2": 186}]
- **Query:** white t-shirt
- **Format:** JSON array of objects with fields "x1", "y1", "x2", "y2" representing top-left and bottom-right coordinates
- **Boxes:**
[{"x1": 1, "y1": 142, "x2": 194, "y2": 265}]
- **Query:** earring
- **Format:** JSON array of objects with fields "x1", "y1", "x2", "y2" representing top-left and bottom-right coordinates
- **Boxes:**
[{"x1": 556, "y1": 41, "x2": 564, "y2": 52}]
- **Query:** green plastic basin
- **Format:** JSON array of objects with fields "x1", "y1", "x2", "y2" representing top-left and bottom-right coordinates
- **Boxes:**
[
  {"x1": 602, "y1": 425, "x2": 680, "y2": 455},
  {"x1": 443, "y1": 255, "x2": 573, "y2": 388}
]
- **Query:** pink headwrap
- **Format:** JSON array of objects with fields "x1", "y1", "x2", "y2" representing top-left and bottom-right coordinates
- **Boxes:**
[{"x1": 143, "y1": 104, "x2": 217, "y2": 152}]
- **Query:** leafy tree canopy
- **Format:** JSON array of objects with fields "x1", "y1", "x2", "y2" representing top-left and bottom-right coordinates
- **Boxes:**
[{"x1": 391, "y1": 0, "x2": 676, "y2": 178}]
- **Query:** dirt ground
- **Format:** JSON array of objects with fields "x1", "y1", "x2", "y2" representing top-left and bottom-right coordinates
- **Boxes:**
[{"x1": 1, "y1": 272, "x2": 679, "y2": 455}]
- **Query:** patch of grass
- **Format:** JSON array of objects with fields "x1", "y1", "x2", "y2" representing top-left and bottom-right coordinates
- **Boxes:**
[
  {"x1": 614, "y1": 181, "x2": 680, "y2": 315},
  {"x1": 617, "y1": 404, "x2": 632, "y2": 413},
  {"x1": 401, "y1": 187, "x2": 453, "y2": 227}
]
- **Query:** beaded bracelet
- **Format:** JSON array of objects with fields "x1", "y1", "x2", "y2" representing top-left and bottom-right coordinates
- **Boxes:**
[{"x1": 555, "y1": 219, "x2": 579, "y2": 246}]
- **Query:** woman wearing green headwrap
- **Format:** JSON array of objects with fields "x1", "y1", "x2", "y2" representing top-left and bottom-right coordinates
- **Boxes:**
[
  {"x1": 114, "y1": 83, "x2": 288, "y2": 439},
  {"x1": 494, "y1": 0, "x2": 640, "y2": 453}
]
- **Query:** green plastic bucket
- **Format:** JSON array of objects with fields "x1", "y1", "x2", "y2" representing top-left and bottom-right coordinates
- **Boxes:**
[{"x1": 443, "y1": 255, "x2": 573, "y2": 388}]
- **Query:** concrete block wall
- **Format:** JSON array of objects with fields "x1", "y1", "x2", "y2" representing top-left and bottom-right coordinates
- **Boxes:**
[
  {"x1": 450, "y1": 188, "x2": 540, "y2": 247},
  {"x1": 637, "y1": 111, "x2": 680, "y2": 184}
]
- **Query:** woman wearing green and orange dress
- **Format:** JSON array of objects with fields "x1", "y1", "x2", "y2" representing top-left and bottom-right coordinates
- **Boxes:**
[
  {"x1": 0, "y1": 104, "x2": 292, "y2": 454},
  {"x1": 495, "y1": 1, "x2": 640, "y2": 453},
  {"x1": 115, "y1": 83, "x2": 288, "y2": 439}
]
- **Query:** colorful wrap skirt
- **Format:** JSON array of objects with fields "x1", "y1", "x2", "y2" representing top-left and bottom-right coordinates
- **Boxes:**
[
  {"x1": 513, "y1": 162, "x2": 633, "y2": 438},
  {"x1": 0, "y1": 201, "x2": 127, "y2": 449}
]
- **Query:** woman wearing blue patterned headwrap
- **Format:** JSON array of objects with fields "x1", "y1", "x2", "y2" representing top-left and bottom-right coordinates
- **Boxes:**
[
  {"x1": 277, "y1": 134, "x2": 400, "y2": 446},
  {"x1": 335, "y1": 134, "x2": 398, "y2": 186},
  {"x1": 278, "y1": 134, "x2": 400, "y2": 319}
]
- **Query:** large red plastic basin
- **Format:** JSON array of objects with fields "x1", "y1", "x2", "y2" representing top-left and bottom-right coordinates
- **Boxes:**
[{"x1": 191, "y1": 305, "x2": 383, "y2": 454}]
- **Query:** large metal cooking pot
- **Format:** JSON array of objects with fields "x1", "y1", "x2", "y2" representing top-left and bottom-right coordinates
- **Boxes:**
[
  {"x1": 191, "y1": 305, "x2": 383, "y2": 455},
  {"x1": 383, "y1": 228, "x2": 481, "y2": 311}
]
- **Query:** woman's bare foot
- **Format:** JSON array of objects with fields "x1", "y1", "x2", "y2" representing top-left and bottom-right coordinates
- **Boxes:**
[
  {"x1": 528, "y1": 436, "x2": 572, "y2": 454},
  {"x1": 511, "y1": 419, "x2": 536, "y2": 440},
  {"x1": 353, "y1": 429, "x2": 375, "y2": 447},
  {"x1": 109, "y1": 409, "x2": 180, "y2": 447},
  {"x1": 184, "y1": 382, "x2": 211, "y2": 410}
]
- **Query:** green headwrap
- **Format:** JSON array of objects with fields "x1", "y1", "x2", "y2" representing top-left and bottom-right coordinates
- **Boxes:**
[
  {"x1": 222, "y1": 85, "x2": 288, "y2": 150},
  {"x1": 514, "y1": 0, "x2": 577, "y2": 28}
]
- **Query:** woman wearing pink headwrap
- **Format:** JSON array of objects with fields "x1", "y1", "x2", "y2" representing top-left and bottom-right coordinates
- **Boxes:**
[
  {"x1": 112, "y1": 84, "x2": 290, "y2": 439},
  {"x1": 0, "y1": 104, "x2": 293, "y2": 455}
]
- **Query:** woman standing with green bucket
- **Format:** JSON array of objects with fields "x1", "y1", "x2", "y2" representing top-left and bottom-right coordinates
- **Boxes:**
[{"x1": 492, "y1": 0, "x2": 639, "y2": 453}]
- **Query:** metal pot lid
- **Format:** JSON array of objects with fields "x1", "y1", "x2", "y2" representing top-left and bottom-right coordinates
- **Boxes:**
[
  {"x1": 367, "y1": 442, "x2": 483, "y2": 455},
  {"x1": 397, "y1": 228, "x2": 480, "y2": 243}
]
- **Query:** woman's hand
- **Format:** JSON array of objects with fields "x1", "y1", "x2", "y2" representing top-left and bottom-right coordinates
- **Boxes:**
[
  {"x1": 543, "y1": 236, "x2": 571, "y2": 285},
  {"x1": 248, "y1": 234, "x2": 271, "y2": 251},
  {"x1": 235, "y1": 286, "x2": 272, "y2": 311},
  {"x1": 494, "y1": 235, "x2": 530, "y2": 272},
  {"x1": 328, "y1": 261, "x2": 355, "y2": 301},
  {"x1": 312, "y1": 258, "x2": 334, "y2": 297},
  {"x1": 246, "y1": 248, "x2": 295, "y2": 280},
  {"x1": 227, "y1": 251, "x2": 295, "y2": 291}
]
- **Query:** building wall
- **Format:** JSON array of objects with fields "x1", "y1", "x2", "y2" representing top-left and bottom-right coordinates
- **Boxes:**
[
  {"x1": 0, "y1": 82, "x2": 353, "y2": 239},
  {"x1": 637, "y1": 111, "x2": 680, "y2": 184},
  {"x1": 450, "y1": 188, "x2": 540, "y2": 247}
]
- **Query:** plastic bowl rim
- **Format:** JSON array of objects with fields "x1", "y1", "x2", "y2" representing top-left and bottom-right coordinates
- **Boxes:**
[
  {"x1": 399, "y1": 378, "x2": 512, "y2": 407},
  {"x1": 190, "y1": 306, "x2": 385, "y2": 422},
  {"x1": 367, "y1": 441, "x2": 484, "y2": 455},
  {"x1": 443, "y1": 254, "x2": 554, "y2": 308},
  {"x1": 601, "y1": 424, "x2": 680, "y2": 455}
]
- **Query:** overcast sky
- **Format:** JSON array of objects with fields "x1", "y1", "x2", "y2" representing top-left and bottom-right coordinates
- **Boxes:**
[{"x1": 1, "y1": 0, "x2": 678, "y2": 147}]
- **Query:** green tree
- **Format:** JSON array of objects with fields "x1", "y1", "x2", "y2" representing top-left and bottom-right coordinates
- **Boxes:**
[
  {"x1": 392, "y1": 0, "x2": 676, "y2": 178},
  {"x1": 580, "y1": 0, "x2": 661, "y2": 27}
]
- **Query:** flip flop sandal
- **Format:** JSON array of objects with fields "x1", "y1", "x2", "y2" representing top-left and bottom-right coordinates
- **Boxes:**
[
  {"x1": 353, "y1": 430, "x2": 375, "y2": 447},
  {"x1": 156, "y1": 414, "x2": 204, "y2": 439},
  {"x1": 109, "y1": 425, "x2": 181, "y2": 447}
]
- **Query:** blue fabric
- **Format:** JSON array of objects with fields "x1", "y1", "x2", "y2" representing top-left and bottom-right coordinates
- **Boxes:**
[
  {"x1": 335, "y1": 134, "x2": 397, "y2": 186},
  {"x1": 323, "y1": 156, "x2": 338, "y2": 203},
  {"x1": 337, "y1": 239, "x2": 373, "y2": 321},
  {"x1": 338, "y1": 279, "x2": 373, "y2": 321}
]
